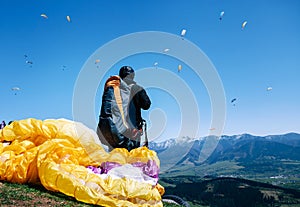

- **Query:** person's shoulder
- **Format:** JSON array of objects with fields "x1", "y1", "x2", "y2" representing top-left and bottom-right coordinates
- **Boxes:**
[{"x1": 132, "y1": 84, "x2": 145, "y2": 92}]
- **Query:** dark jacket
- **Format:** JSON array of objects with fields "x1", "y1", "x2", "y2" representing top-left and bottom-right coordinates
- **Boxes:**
[{"x1": 128, "y1": 83, "x2": 151, "y2": 130}]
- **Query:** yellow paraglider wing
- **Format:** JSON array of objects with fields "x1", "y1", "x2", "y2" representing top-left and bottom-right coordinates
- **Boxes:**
[{"x1": 0, "y1": 118, "x2": 164, "y2": 207}]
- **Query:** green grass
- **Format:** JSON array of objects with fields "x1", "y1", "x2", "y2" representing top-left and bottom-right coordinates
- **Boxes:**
[
  {"x1": 0, "y1": 181, "x2": 95, "y2": 207},
  {"x1": 0, "y1": 181, "x2": 186, "y2": 207},
  {"x1": 160, "y1": 159, "x2": 300, "y2": 190}
]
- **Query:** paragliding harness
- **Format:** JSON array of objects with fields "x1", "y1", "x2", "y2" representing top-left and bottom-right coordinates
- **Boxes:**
[
  {"x1": 140, "y1": 119, "x2": 148, "y2": 147},
  {"x1": 117, "y1": 118, "x2": 148, "y2": 151},
  {"x1": 98, "y1": 76, "x2": 148, "y2": 151},
  {"x1": 123, "y1": 119, "x2": 148, "y2": 149}
]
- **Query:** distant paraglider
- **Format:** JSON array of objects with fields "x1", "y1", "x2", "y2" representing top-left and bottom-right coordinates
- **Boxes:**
[
  {"x1": 25, "y1": 60, "x2": 33, "y2": 68},
  {"x1": 11, "y1": 87, "x2": 21, "y2": 95},
  {"x1": 219, "y1": 11, "x2": 225, "y2": 20},
  {"x1": 231, "y1": 98, "x2": 237, "y2": 106},
  {"x1": 163, "y1": 48, "x2": 170, "y2": 53},
  {"x1": 0, "y1": 121, "x2": 6, "y2": 130},
  {"x1": 24, "y1": 54, "x2": 33, "y2": 67},
  {"x1": 178, "y1": 64, "x2": 182, "y2": 72},
  {"x1": 180, "y1": 29, "x2": 187, "y2": 39},
  {"x1": 66, "y1": 15, "x2": 71, "y2": 22},
  {"x1": 154, "y1": 62, "x2": 158, "y2": 69},
  {"x1": 242, "y1": 21, "x2": 248, "y2": 30},
  {"x1": 11, "y1": 87, "x2": 20, "y2": 91},
  {"x1": 25, "y1": 55, "x2": 33, "y2": 67},
  {"x1": 95, "y1": 59, "x2": 100, "y2": 68},
  {"x1": 41, "y1": 14, "x2": 48, "y2": 19}
]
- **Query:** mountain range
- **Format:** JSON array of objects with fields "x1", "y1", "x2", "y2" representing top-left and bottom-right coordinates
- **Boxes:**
[{"x1": 149, "y1": 133, "x2": 300, "y2": 189}]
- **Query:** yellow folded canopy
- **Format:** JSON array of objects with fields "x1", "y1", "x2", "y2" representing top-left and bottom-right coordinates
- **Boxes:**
[{"x1": 0, "y1": 118, "x2": 164, "y2": 207}]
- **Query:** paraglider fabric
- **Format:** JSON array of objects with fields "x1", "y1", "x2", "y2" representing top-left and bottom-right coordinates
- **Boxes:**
[{"x1": 0, "y1": 118, "x2": 164, "y2": 207}]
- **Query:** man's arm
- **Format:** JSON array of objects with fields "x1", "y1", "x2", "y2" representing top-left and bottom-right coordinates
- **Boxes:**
[{"x1": 132, "y1": 84, "x2": 151, "y2": 110}]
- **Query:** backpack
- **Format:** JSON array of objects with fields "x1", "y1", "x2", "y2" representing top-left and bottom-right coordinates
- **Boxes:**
[{"x1": 97, "y1": 76, "x2": 147, "y2": 151}]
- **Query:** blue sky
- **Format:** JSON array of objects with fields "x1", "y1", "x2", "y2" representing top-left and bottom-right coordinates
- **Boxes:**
[{"x1": 1, "y1": 0, "x2": 300, "y2": 141}]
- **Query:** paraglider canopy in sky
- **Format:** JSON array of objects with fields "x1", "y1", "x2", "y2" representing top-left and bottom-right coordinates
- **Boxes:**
[
  {"x1": 178, "y1": 64, "x2": 182, "y2": 72},
  {"x1": 11, "y1": 87, "x2": 20, "y2": 91},
  {"x1": 11, "y1": 87, "x2": 21, "y2": 95},
  {"x1": 180, "y1": 29, "x2": 187, "y2": 39},
  {"x1": 24, "y1": 54, "x2": 33, "y2": 67},
  {"x1": 231, "y1": 98, "x2": 237, "y2": 106},
  {"x1": 95, "y1": 59, "x2": 100, "y2": 68},
  {"x1": 41, "y1": 14, "x2": 48, "y2": 19},
  {"x1": 163, "y1": 48, "x2": 170, "y2": 53},
  {"x1": 242, "y1": 21, "x2": 248, "y2": 30},
  {"x1": 219, "y1": 11, "x2": 225, "y2": 20},
  {"x1": 66, "y1": 15, "x2": 71, "y2": 22}
]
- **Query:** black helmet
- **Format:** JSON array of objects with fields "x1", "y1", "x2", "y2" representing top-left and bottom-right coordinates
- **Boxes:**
[{"x1": 119, "y1": 66, "x2": 135, "y2": 80}]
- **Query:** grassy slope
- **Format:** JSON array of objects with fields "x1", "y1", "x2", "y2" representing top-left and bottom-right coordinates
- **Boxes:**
[{"x1": 0, "y1": 181, "x2": 182, "y2": 207}]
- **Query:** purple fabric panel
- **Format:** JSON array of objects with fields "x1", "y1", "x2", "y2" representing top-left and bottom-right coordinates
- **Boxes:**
[
  {"x1": 87, "y1": 160, "x2": 159, "y2": 179},
  {"x1": 87, "y1": 166, "x2": 103, "y2": 174},
  {"x1": 86, "y1": 162, "x2": 122, "y2": 175},
  {"x1": 131, "y1": 160, "x2": 159, "y2": 178},
  {"x1": 100, "y1": 162, "x2": 122, "y2": 174}
]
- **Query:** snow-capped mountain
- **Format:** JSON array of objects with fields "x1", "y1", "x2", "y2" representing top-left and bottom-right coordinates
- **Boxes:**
[{"x1": 149, "y1": 133, "x2": 300, "y2": 175}]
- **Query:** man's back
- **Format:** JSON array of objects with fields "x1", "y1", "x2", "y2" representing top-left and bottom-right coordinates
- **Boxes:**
[{"x1": 97, "y1": 66, "x2": 151, "y2": 151}]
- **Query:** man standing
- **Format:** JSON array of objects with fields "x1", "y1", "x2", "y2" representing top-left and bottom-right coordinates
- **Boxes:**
[{"x1": 98, "y1": 66, "x2": 151, "y2": 151}]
